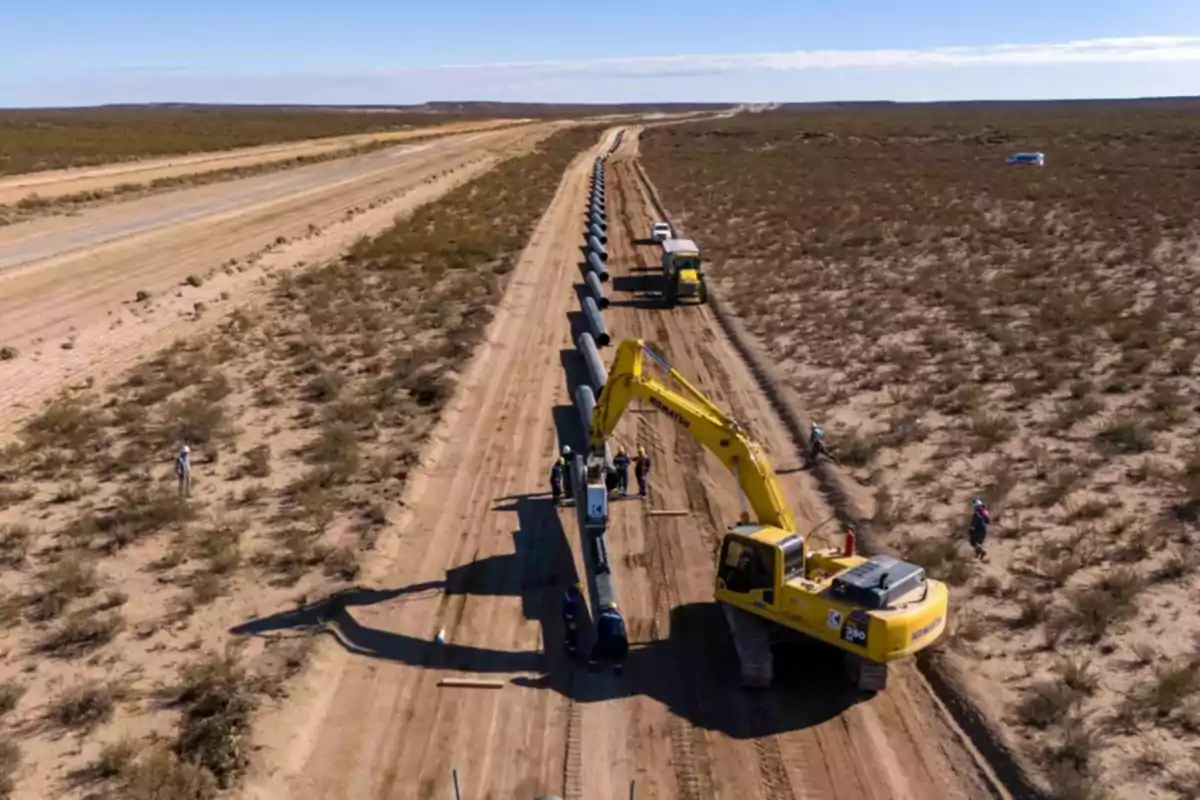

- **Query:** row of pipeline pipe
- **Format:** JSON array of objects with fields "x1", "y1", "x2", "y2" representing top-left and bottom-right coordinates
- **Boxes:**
[
  {"x1": 556, "y1": 146, "x2": 626, "y2": 670},
  {"x1": 584, "y1": 152, "x2": 609, "y2": 308}
]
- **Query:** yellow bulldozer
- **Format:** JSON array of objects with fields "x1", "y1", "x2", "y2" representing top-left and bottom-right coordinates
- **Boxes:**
[{"x1": 586, "y1": 339, "x2": 949, "y2": 691}]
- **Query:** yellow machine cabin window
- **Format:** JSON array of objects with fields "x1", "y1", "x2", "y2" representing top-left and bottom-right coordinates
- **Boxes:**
[{"x1": 718, "y1": 537, "x2": 775, "y2": 595}]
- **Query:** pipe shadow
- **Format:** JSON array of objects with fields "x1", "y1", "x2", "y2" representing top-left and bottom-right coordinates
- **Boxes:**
[
  {"x1": 565, "y1": 310, "x2": 590, "y2": 344},
  {"x1": 559, "y1": 346, "x2": 592, "y2": 390}
]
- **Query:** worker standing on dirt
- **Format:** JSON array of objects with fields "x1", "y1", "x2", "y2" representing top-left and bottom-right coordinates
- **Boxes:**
[
  {"x1": 175, "y1": 444, "x2": 192, "y2": 497},
  {"x1": 613, "y1": 448, "x2": 631, "y2": 496},
  {"x1": 561, "y1": 583, "x2": 584, "y2": 657},
  {"x1": 559, "y1": 446, "x2": 574, "y2": 502},
  {"x1": 550, "y1": 458, "x2": 565, "y2": 505},
  {"x1": 806, "y1": 422, "x2": 840, "y2": 468},
  {"x1": 969, "y1": 498, "x2": 991, "y2": 561},
  {"x1": 590, "y1": 601, "x2": 629, "y2": 675},
  {"x1": 633, "y1": 447, "x2": 651, "y2": 498}
]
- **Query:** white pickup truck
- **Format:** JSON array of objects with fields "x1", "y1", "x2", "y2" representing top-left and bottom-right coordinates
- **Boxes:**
[{"x1": 649, "y1": 221, "x2": 672, "y2": 242}]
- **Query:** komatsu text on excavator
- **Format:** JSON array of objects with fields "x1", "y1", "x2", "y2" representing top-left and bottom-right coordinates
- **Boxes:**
[{"x1": 584, "y1": 339, "x2": 950, "y2": 691}]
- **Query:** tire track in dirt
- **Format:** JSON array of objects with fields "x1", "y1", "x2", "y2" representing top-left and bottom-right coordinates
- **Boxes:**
[
  {"x1": 240, "y1": 131, "x2": 609, "y2": 800},
  {"x1": 607, "y1": 144, "x2": 800, "y2": 800},
  {"x1": 596, "y1": 132, "x2": 999, "y2": 799}
]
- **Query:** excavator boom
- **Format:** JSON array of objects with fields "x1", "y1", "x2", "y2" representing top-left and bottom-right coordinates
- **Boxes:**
[{"x1": 589, "y1": 339, "x2": 796, "y2": 534}]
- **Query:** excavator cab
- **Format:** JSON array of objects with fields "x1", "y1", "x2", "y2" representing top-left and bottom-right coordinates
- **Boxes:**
[{"x1": 716, "y1": 531, "x2": 777, "y2": 601}]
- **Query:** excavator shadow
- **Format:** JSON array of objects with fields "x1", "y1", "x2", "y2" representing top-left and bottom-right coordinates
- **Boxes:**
[
  {"x1": 511, "y1": 598, "x2": 864, "y2": 737},
  {"x1": 229, "y1": 496, "x2": 862, "y2": 737},
  {"x1": 612, "y1": 274, "x2": 661, "y2": 296}
]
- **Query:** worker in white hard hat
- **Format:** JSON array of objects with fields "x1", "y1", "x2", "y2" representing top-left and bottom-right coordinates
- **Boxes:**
[
  {"x1": 175, "y1": 444, "x2": 192, "y2": 497},
  {"x1": 557, "y1": 446, "x2": 573, "y2": 502}
]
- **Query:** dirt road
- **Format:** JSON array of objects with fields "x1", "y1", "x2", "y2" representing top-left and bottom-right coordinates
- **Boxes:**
[
  {"x1": 236, "y1": 129, "x2": 1003, "y2": 799},
  {"x1": 0, "y1": 122, "x2": 561, "y2": 435},
  {"x1": 0, "y1": 118, "x2": 525, "y2": 205}
]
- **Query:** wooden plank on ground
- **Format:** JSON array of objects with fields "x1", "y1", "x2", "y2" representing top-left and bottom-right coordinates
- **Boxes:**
[{"x1": 438, "y1": 678, "x2": 505, "y2": 689}]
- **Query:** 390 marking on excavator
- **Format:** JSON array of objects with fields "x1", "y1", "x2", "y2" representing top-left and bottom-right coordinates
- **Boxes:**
[
  {"x1": 841, "y1": 610, "x2": 871, "y2": 647},
  {"x1": 648, "y1": 395, "x2": 692, "y2": 428}
]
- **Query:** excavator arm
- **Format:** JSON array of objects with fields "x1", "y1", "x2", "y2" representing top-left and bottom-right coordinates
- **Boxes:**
[{"x1": 589, "y1": 339, "x2": 797, "y2": 535}]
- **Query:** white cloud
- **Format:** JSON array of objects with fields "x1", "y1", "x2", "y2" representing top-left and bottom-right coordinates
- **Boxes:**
[
  {"x1": 4, "y1": 36, "x2": 1199, "y2": 107},
  {"x1": 367, "y1": 36, "x2": 1200, "y2": 82}
]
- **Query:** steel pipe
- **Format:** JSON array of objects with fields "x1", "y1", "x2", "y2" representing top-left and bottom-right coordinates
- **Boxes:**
[
  {"x1": 574, "y1": 384, "x2": 597, "y2": 434},
  {"x1": 586, "y1": 270, "x2": 610, "y2": 308},
  {"x1": 586, "y1": 251, "x2": 610, "y2": 282},
  {"x1": 577, "y1": 332, "x2": 609, "y2": 389},
  {"x1": 588, "y1": 211, "x2": 607, "y2": 231},
  {"x1": 587, "y1": 235, "x2": 608, "y2": 262},
  {"x1": 581, "y1": 297, "x2": 611, "y2": 346},
  {"x1": 588, "y1": 222, "x2": 607, "y2": 244}
]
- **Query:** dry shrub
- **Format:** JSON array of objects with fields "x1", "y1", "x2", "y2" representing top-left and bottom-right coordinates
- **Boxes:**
[
  {"x1": 0, "y1": 738, "x2": 18, "y2": 799},
  {"x1": 191, "y1": 520, "x2": 243, "y2": 575},
  {"x1": 0, "y1": 524, "x2": 31, "y2": 568},
  {"x1": 241, "y1": 444, "x2": 271, "y2": 478},
  {"x1": 1057, "y1": 657, "x2": 1100, "y2": 696},
  {"x1": 166, "y1": 651, "x2": 262, "y2": 788},
  {"x1": 969, "y1": 411, "x2": 1016, "y2": 449},
  {"x1": 1067, "y1": 568, "x2": 1144, "y2": 643},
  {"x1": 1094, "y1": 416, "x2": 1155, "y2": 456},
  {"x1": 37, "y1": 610, "x2": 123, "y2": 658},
  {"x1": 1017, "y1": 680, "x2": 1081, "y2": 729},
  {"x1": 47, "y1": 680, "x2": 125, "y2": 731},
  {"x1": 837, "y1": 430, "x2": 877, "y2": 467},
  {"x1": 1013, "y1": 593, "x2": 1048, "y2": 629},
  {"x1": 321, "y1": 546, "x2": 360, "y2": 581},
  {"x1": 0, "y1": 682, "x2": 24, "y2": 717},
  {"x1": 1135, "y1": 660, "x2": 1200, "y2": 722},
  {"x1": 99, "y1": 485, "x2": 196, "y2": 549},
  {"x1": 90, "y1": 737, "x2": 138, "y2": 780},
  {"x1": 29, "y1": 552, "x2": 98, "y2": 620},
  {"x1": 117, "y1": 746, "x2": 217, "y2": 800},
  {"x1": 1035, "y1": 466, "x2": 1082, "y2": 508}
]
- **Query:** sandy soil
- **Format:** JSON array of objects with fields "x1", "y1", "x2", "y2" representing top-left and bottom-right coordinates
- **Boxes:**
[
  {"x1": 0, "y1": 122, "x2": 564, "y2": 436},
  {"x1": 0, "y1": 118, "x2": 526, "y2": 205},
  {"x1": 235, "y1": 129, "x2": 1003, "y2": 799}
]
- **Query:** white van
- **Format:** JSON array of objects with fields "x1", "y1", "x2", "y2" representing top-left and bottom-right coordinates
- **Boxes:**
[
  {"x1": 650, "y1": 221, "x2": 672, "y2": 242},
  {"x1": 1006, "y1": 152, "x2": 1045, "y2": 167}
]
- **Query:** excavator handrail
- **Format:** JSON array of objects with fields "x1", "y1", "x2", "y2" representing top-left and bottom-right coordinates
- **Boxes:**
[{"x1": 588, "y1": 339, "x2": 798, "y2": 536}]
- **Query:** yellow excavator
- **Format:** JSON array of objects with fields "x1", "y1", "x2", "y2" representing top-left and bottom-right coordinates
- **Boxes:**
[{"x1": 587, "y1": 339, "x2": 949, "y2": 691}]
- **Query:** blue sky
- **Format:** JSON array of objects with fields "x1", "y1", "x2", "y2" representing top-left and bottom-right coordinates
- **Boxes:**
[{"x1": 2, "y1": 0, "x2": 1199, "y2": 106}]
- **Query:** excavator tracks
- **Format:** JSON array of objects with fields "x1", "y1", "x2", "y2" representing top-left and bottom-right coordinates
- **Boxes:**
[{"x1": 561, "y1": 698, "x2": 585, "y2": 800}]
